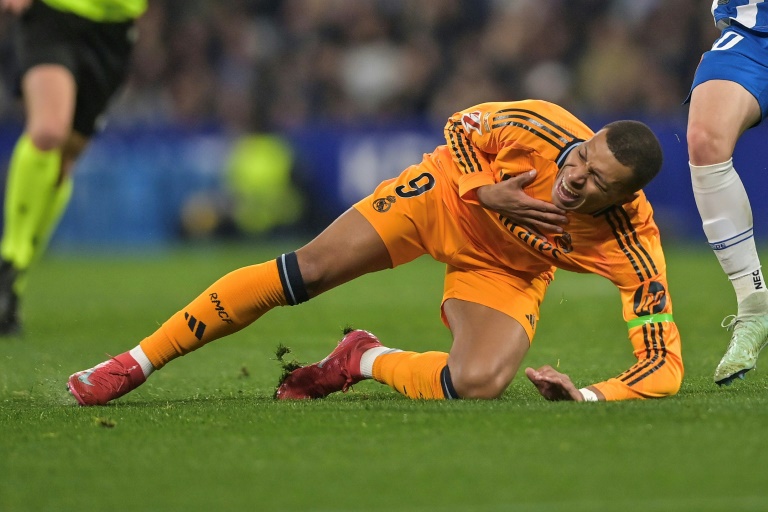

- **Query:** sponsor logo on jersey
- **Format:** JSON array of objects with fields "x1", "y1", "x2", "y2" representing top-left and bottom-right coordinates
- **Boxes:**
[
  {"x1": 461, "y1": 111, "x2": 483, "y2": 136},
  {"x1": 372, "y1": 195, "x2": 396, "y2": 212},
  {"x1": 632, "y1": 281, "x2": 667, "y2": 316},
  {"x1": 499, "y1": 215, "x2": 567, "y2": 260}
]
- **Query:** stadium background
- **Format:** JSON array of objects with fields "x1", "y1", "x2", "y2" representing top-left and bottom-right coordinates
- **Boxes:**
[
  {"x1": 0, "y1": 0, "x2": 765, "y2": 248},
  {"x1": 4, "y1": 4, "x2": 768, "y2": 511}
]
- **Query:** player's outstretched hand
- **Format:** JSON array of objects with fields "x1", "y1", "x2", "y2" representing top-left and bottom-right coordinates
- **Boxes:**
[
  {"x1": 525, "y1": 365, "x2": 583, "y2": 401},
  {"x1": 476, "y1": 170, "x2": 568, "y2": 237}
]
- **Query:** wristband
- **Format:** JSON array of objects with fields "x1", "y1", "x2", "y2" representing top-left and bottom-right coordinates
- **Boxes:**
[{"x1": 579, "y1": 387, "x2": 599, "y2": 402}]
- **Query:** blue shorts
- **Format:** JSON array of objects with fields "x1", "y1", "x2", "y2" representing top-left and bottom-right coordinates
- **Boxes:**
[{"x1": 688, "y1": 24, "x2": 768, "y2": 120}]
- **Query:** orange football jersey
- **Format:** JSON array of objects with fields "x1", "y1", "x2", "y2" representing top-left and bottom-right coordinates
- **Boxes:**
[{"x1": 437, "y1": 100, "x2": 682, "y2": 400}]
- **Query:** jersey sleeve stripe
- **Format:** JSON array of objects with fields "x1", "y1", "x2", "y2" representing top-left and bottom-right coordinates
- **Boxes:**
[
  {"x1": 601, "y1": 206, "x2": 657, "y2": 281},
  {"x1": 447, "y1": 121, "x2": 483, "y2": 174},
  {"x1": 615, "y1": 206, "x2": 659, "y2": 275},
  {"x1": 619, "y1": 322, "x2": 669, "y2": 386},
  {"x1": 494, "y1": 108, "x2": 578, "y2": 140},
  {"x1": 446, "y1": 123, "x2": 469, "y2": 174},
  {"x1": 620, "y1": 323, "x2": 655, "y2": 376},
  {"x1": 489, "y1": 108, "x2": 579, "y2": 152},
  {"x1": 490, "y1": 120, "x2": 564, "y2": 151},
  {"x1": 610, "y1": 208, "x2": 654, "y2": 279},
  {"x1": 601, "y1": 207, "x2": 646, "y2": 281},
  {"x1": 620, "y1": 355, "x2": 663, "y2": 382},
  {"x1": 626, "y1": 359, "x2": 667, "y2": 386}
]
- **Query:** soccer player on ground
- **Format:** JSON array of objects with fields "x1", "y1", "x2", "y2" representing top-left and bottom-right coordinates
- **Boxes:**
[
  {"x1": 0, "y1": 0, "x2": 146, "y2": 335},
  {"x1": 67, "y1": 99, "x2": 683, "y2": 405},
  {"x1": 686, "y1": 0, "x2": 768, "y2": 385}
]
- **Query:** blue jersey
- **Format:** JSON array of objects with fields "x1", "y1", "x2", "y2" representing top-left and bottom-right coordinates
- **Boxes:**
[
  {"x1": 690, "y1": 2, "x2": 768, "y2": 120},
  {"x1": 713, "y1": 0, "x2": 768, "y2": 32}
]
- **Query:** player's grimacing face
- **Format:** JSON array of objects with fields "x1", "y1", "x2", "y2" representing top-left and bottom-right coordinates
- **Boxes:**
[{"x1": 552, "y1": 129, "x2": 635, "y2": 214}]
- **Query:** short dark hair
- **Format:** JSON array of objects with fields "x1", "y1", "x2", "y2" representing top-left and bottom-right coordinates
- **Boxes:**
[{"x1": 603, "y1": 120, "x2": 663, "y2": 193}]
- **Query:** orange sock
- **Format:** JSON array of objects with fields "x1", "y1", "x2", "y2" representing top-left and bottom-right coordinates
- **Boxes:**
[
  {"x1": 140, "y1": 260, "x2": 287, "y2": 369},
  {"x1": 372, "y1": 351, "x2": 451, "y2": 399}
]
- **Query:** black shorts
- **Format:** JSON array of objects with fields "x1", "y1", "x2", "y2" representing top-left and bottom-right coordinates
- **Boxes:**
[{"x1": 13, "y1": 1, "x2": 135, "y2": 136}]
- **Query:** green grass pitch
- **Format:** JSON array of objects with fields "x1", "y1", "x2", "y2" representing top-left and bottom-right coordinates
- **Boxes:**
[{"x1": 1, "y1": 241, "x2": 767, "y2": 511}]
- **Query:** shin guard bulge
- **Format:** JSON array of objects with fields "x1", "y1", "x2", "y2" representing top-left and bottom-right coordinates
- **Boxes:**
[
  {"x1": 691, "y1": 159, "x2": 760, "y2": 280},
  {"x1": 1, "y1": 135, "x2": 62, "y2": 271},
  {"x1": 140, "y1": 259, "x2": 291, "y2": 368}
]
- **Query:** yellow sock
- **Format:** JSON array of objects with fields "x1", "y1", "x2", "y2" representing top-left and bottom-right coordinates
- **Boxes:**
[
  {"x1": 1, "y1": 134, "x2": 62, "y2": 272},
  {"x1": 33, "y1": 174, "x2": 73, "y2": 260},
  {"x1": 14, "y1": 175, "x2": 73, "y2": 295},
  {"x1": 372, "y1": 351, "x2": 450, "y2": 399},
  {"x1": 140, "y1": 260, "x2": 287, "y2": 368}
]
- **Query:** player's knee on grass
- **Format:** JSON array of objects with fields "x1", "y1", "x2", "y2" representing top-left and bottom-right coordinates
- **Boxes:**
[{"x1": 449, "y1": 362, "x2": 513, "y2": 399}]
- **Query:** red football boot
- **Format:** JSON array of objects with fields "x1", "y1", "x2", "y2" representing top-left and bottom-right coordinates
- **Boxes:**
[
  {"x1": 67, "y1": 352, "x2": 147, "y2": 406},
  {"x1": 276, "y1": 329, "x2": 382, "y2": 400}
]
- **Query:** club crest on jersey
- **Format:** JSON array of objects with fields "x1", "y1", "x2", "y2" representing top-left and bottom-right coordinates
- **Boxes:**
[
  {"x1": 632, "y1": 281, "x2": 667, "y2": 316},
  {"x1": 554, "y1": 232, "x2": 573, "y2": 254},
  {"x1": 373, "y1": 195, "x2": 396, "y2": 213},
  {"x1": 461, "y1": 111, "x2": 483, "y2": 136}
]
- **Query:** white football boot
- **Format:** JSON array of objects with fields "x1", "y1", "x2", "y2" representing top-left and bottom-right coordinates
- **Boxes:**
[{"x1": 714, "y1": 293, "x2": 768, "y2": 385}]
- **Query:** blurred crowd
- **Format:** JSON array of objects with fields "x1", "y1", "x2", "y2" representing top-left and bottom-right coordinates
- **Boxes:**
[{"x1": 0, "y1": 0, "x2": 719, "y2": 132}]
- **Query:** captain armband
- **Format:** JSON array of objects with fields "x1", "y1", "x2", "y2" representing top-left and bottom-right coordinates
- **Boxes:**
[{"x1": 626, "y1": 313, "x2": 674, "y2": 330}]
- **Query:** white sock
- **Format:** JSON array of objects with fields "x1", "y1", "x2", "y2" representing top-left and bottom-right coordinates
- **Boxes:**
[
  {"x1": 129, "y1": 346, "x2": 155, "y2": 378},
  {"x1": 732, "y1": 269, "x2": 768, "y2": 313},
  {"x1": 359, "y1": 346, "x2": 402, "y2": 378},
  {"x1": 691, "y1": 159, "x2": 763, "y2": 298}
]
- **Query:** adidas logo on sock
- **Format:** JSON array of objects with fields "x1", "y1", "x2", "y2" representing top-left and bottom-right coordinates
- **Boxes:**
[{"x1": 185, "y1": 312, "x2": 206, "y2": 340}]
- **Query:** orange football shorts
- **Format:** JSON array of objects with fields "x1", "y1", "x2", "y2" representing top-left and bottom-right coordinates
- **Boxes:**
[{"x1": 353, "y1": 152, "x2": 549, "y2": 342}]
